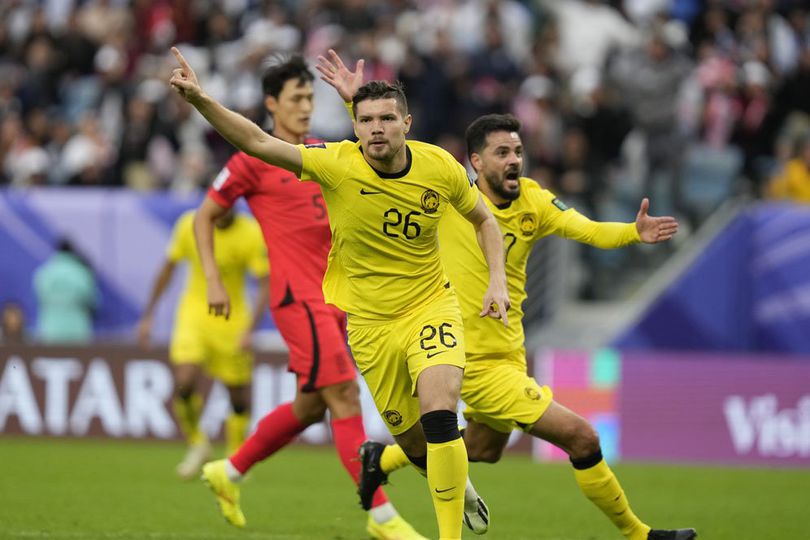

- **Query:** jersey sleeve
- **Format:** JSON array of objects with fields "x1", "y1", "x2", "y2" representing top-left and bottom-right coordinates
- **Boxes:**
[
  {"x1": 245, "y1": 221, "x2": 269, "y2": 278},
  {"x1": 447, "y1": 160, "x2": 480, "y2": 216},
  {"x1": 207, "y1": 153, "x2": 257, "y2": 208},
  {"x1": 536, "y1": 188, "x2": 640, "y2": 248},
  {"x1": 166, "y1": 212, "x2": 193, "y2": 263},
  {"x1": 297, "y1": 141, "x2": 352, "y2": 190}
]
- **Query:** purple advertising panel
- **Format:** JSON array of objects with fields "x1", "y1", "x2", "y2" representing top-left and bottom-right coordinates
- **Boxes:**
[{"x1": 620, "y1": 352, "x2": 810, "y2": 466}]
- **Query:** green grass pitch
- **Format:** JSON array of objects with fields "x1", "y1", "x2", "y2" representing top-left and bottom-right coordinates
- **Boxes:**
[{"x1": 1, "y1": 438, "x2": 808, "y2": 539}]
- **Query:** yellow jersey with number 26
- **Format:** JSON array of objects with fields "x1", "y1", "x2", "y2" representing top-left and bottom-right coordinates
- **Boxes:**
[{"x1": 298, "y1": 140, "x2": 480, "y2": 321}]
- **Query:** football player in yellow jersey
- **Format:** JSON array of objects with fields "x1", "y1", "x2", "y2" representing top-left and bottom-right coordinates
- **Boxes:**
[
  {"x1": 137, "y1": 209, "x2": 268, "y2": 479},
  {"x1": 169, "y1": 48, "x2": 510, "y2": 540},
  {"x1": 362, "y1": 114, "x2": 698, "y2": 540}
]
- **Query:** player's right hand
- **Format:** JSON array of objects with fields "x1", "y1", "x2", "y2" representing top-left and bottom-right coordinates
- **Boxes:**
[
  {"x1": 169, "y1": 46, "x2": 203, "y2": 103},
  {"x1": 480, "y1": 280, "x2": 511, "y2": 327},
  {"x1": 207, "y1": 280, "x2": 231, "y2": 320},
  {"x1": 136, "y1": 316, "x2": 152, "y2": 349}
]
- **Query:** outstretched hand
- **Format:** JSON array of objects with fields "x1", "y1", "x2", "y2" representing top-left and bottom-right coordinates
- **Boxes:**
[
  {"x1": 169, "y1": 47, "x2": 203, "y2": 103},
  {"x1": 315, "y1": 49, "x2": 365, "y2": 103},
  {"x1": 635, "y1": 198, "x2": 679, "y2": 243}
]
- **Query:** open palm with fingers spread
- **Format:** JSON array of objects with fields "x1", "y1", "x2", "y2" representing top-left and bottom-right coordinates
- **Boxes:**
[
  {"x1": 315, "y1": 49, "x2": 365, "y2": 103},
  {"x1": 635, "y1": 198, "x2": 679, "y2": 243}
]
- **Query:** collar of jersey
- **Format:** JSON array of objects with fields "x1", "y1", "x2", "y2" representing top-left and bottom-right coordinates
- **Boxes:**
[{"x1": 360, "y1": 144, "x2": 413, "y2": 179}]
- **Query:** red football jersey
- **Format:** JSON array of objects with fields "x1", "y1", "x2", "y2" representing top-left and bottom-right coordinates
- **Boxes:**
[{"x1": 207, "y1": 142, "x2": 331, "y2": 308}]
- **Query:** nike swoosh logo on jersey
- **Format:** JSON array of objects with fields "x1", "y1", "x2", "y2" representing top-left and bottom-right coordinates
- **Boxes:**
[
  {"x1": 434, "y1": 486, "x2": 455, "y2": 493},
  {"x1": 360, "y1": 188, "x2": 383, "y2": 195},
  {"x1": 426, "y1": 350, "x2": 447, "y2": 359}
]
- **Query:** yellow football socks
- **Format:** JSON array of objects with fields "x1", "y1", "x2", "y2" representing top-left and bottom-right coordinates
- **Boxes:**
[
  {"x1": 427, "y1": 439, "x2": 468, "y2": 539},
  {"x1": 573, "y1": 458, "x2": 651, "y2": 540},
  {"x1": 173, "y1": 393, "x2": 207, "y2": 446},
  {"x1": 224, "y1": 412, "x2": 250, "y2": 456}
]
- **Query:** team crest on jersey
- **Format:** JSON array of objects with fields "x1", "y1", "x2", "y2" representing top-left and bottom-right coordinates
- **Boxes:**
[
  {"x1": 383, "y1": 410, "x2": 403, "y2": 427},
  {"x1": 524, "y1": 387, "x2": 541, "y2": 400},
  {"x1": 421, "y1": 189, "x2": 440, "y2": 214},
  {"x1": 519, "y1": 213, "x2": 537, "y2": 237}
]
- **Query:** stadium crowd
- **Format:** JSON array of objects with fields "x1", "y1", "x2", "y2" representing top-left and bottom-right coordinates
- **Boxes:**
[{"x1": 2, "y1": 0, "x2": 809, "y2": 295}]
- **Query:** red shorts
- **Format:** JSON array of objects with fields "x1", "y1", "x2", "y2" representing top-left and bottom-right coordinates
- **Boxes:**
[{"x1": 271, "y1": 301, "x2": 356, "y2": 392}]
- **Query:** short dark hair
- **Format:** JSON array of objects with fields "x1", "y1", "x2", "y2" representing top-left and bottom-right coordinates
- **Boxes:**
[
  {"x1": 352, "y1": 80, "x2": 408, "y2": 116},
  {"x1": 261, "y1": 54, "x2": 314, "y2": 98},
  {"x1": 465, "y1": 114, "x2": 521, "y2": 158}
]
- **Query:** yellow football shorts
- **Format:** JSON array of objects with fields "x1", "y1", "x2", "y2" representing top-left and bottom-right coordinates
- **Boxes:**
[
  {"x1": 348, "y1": 288, "x2": 466, "y2": 436},
  {"x1": 169, "y1": 313, "x2": 253, "y2": 387},
  {"x1": 462, "y1": 347, "x2": 553, "y2": 434}
]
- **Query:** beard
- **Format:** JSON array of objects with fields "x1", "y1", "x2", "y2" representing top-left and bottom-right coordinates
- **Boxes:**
[
  {"x1": 366, "y1": 139, "x2": 404, "y2": 163},
  {"x1": 483, "y1": 170, "x2": 521, "y2": 201}
]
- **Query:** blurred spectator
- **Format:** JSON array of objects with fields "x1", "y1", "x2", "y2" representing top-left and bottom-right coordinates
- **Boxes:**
[
  {"x1": 542, "y1": 0, "x2": 641, "y2": 75},
  {"x1": 0, "y1": 301, "x2": 26, "y2": 344},
  {"x1": 33, "y1": 238, "x2": 98, "y2": 344},
  {"x1": 767, "y1": 136, "x2": 810, "y2": 202},
  {"x1": 731, "y1": 60, "x2": 774, "y2": 186},
  {"x1": 609, "y1": 21, "x2": 693, "y2": 217}
]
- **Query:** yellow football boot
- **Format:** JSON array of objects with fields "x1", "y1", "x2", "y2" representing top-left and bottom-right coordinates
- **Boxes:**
[
  {"x1": 201, "y1": 460, "x2": 245, "y2": 528},
  {"x1": 367, "y1": 514, "x2": 429, "y2": 540}
]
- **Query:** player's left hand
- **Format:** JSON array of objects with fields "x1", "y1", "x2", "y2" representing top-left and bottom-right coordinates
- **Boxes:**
[
  {"x1": 315, "y1": 49, "x2": 364, "y2": 103},
  {"x1": 635, "y1": 198, "x2": 679, "y2": 244},
  {"x1": 481, "y1": 281, "x2": 510, "y2": 327}
]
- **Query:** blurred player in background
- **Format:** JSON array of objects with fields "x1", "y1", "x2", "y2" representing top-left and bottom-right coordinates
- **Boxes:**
[
  {"x1": 137, "y1": 209, "x2": 268, "y2": 479},
  {"x1": 359, "y1": 113, "x2": 697, "y2": 540},
  {"x1": 191, "y1": 54, "x2": 424, "y2": 539}
]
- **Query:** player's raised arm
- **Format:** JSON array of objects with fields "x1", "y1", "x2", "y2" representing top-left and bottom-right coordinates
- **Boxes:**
[
  {"x1": 169, "y1": 47, "x2": 302, "y2": 174},
  {"x1": 193, "y1": 197, "x2": 231, "y2": 320},
  {"x1": 463, "y1": 195, "x2": 511, "y2": 326}
]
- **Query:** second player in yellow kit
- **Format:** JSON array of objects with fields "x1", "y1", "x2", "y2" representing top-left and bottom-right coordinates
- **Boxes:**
[
  {"x1": 138, "y1": 209, "x2": 268, "y2": 479},
  {"x1": 370, "y1": 114, "x2": 697, "y2": 540},
  {"x1": 441, "y1": 177, "x2": 640, "y2": 433}
]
